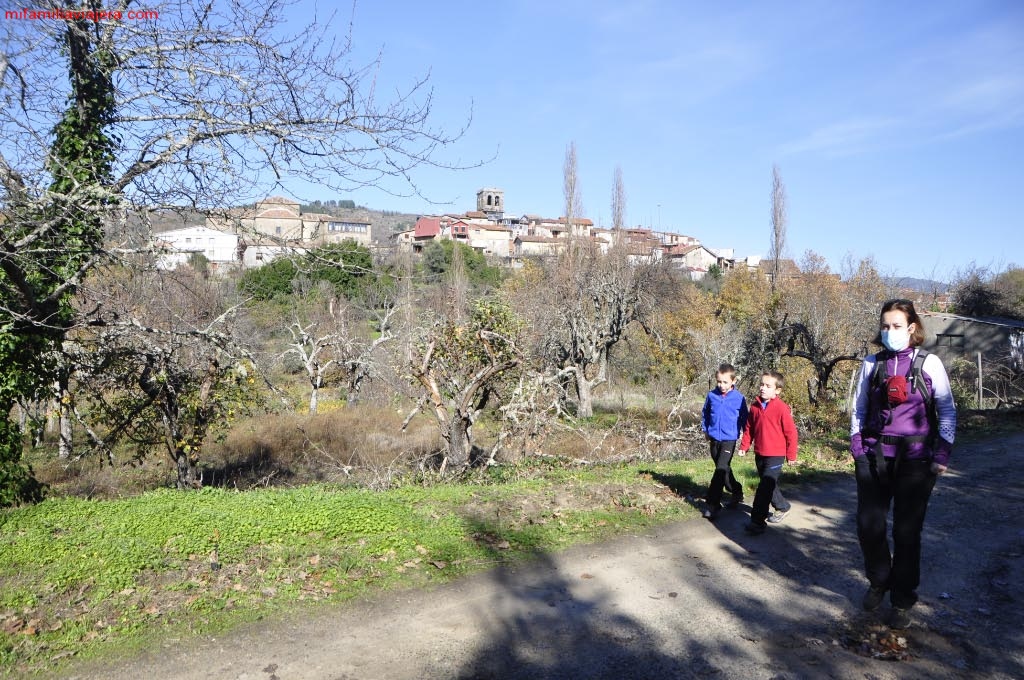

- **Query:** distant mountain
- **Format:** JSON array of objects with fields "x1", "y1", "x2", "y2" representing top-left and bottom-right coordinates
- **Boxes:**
[{"x1": 884, "y1": 276, "x2": 949, "y2": 294}]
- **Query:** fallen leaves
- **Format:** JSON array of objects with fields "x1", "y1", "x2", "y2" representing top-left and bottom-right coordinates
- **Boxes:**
[
  {"x1": 842, "y1": 622, "x2": 912, "y2": 661},
  {"x1": 1, "y1": 617, "x2": 24, "y2": 635}
]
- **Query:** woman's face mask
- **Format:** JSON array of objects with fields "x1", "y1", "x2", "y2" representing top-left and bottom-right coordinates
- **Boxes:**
[
  {"x1": 881, "y1": 327, "x2": 911, "y2": 352},
  {"x1": 880, "y1": 310, "x2": 914, "y2": 352}
]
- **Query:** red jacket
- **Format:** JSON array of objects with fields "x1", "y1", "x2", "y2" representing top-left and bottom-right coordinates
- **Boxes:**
[{"x1": 740, "y1": 396, "x2": 798, "y2": 461}]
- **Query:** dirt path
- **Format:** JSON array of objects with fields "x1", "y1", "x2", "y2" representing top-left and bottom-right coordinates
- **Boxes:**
[{"x1": 67, "y1": 433, "x2": 1024, "y2": 680}]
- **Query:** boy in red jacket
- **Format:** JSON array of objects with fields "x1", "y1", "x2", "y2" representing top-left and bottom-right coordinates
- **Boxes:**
[{"x1": 738, "y1": 371, "x2": 799, "y2": 535}]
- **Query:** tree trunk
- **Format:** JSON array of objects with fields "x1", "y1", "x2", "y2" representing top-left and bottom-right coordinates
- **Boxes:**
[
  {"x1": 58, "y1": 399, "x2": 73, "y2": 460},
  {"x1": 309, "y1": 382, "x2": 319, "y2": 413},
  {"x1": 347, "y1": 368, "x2": 366, "y2": 405},
  {"x1": 576, "y1": 375, "x2": 594, "y2": 418},
  {"x1": 58, "y1": 373, "x2": 72, "y2": 459},
  {"x1": 446, "y1": 415, "x2": 473, "y2": 469},
  {"x1": 174, "y1": 446, "x2": 201, "y2": 489}
]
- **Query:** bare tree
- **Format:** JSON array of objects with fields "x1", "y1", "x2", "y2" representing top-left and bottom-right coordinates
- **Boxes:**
[
  {"x1": 341, "y1": 284, "x2": 399, "y2": 404},
  {"x1": 70, "y1": 267, "x2": 261, "y2": 488},
  {"x1": 524, "y1": 243, "x2": 662, "y2": 418},
  {"x1": 563, "y1": 141, "x2": 584, "y2": 236},
  {"x1": 768, "y1": 164, "x2": 788, "y2": 296},
  {"x1": 448, "y1": 236, "x2": 469, "y2": 322},
  {"x1": 0, "y1": 0, "x2": 470, "y2": 502},
  {"x1": 405, "y1": 298, "x2": 521, "y2": 471},
  {"x1": 950, "y1": 264, "x2": 1009, "y2": 317},
  {"x1": 611, "y1": 165, "x2": 626, "y2": 231},
  {"x1": 777, "y1": 252, "x2": 887, "y2": 404},
  {"x1": 282, "y1": 317, "x2": 342, "y2": 414}
]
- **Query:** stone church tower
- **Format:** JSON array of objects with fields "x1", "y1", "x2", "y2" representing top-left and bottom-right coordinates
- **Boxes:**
[{"x1": 476, "y1": 187, "x2": 505, "y2": 217}]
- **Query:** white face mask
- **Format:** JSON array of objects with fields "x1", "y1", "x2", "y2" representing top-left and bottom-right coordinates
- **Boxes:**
[{"x1": 881, "y1": 328, "x2": 911, "y2": 352}]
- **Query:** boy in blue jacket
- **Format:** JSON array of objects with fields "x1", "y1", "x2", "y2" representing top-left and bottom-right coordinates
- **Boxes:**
[{"x1": 701, "y1": 363, "x2": 749, "y2": 520}]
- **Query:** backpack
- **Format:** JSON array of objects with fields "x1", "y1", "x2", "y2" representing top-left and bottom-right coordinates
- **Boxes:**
[{"x1": 870, "y1": 349, "x2": 937, "y2": 439}]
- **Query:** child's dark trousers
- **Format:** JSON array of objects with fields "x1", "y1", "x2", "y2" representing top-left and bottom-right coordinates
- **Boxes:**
[
  {"x1": 705, "y1": 439, "x2": 742, "y2": 508},
  {"x1": 750, "y1": 455, "x2": 791, "y2": 525}
]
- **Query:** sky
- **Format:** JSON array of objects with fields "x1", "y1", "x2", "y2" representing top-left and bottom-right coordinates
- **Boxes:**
[{"x1": 281, "y1": 0, "x2": 1023, "y2": 281}]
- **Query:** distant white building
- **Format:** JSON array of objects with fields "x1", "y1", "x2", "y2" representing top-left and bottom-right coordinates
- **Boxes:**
[
  {"x1": 467, "y1": 222, "x2": 513, "y2": 257},
  {"x1": 154, "y1": 225, "x2": 239, "y2": 270},
  {"x1": 206, "y1": 196, "x2": 373, "y2": 248},
  {"x1": 239, "y1": 239, "x2": 307, "y2": 268},
  {"x1": 318, "y1": 217, "x2": 372, "y2": 247}
]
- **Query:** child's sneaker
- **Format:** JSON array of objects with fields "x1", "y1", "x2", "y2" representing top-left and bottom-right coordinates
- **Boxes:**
[
  {"x1": 701, "y1": 504, "x2": 721, "y2": 520},
  {"x1": 766, "y1": 509, "x2": 790, "y2": 524},
  {"x1": 889, "y1": 607, "x2": 912, "y2": 629},
  {"x1": 862, "y1": 586, "x2": 887, "y2": 611},
  {"x1": 744, "y1": 522, "x2": 766, "y2": 535},
  {"x1": 725, "y1": 495, "x2": 743, "y2": 509}
]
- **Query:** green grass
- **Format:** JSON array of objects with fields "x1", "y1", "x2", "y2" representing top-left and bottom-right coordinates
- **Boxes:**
[{"x1": 0, "y1": 431, "x2": 942, "y2": 677}]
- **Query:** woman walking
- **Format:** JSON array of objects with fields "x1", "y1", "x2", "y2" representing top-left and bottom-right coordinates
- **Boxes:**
[{"x1": 850, "y1": 298, "x2": 957, "y2": 629}]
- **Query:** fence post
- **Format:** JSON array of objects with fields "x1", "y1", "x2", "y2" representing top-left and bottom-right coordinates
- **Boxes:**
[{"x1": 977, "y1": 351, "x2": 983, "y2": 408}]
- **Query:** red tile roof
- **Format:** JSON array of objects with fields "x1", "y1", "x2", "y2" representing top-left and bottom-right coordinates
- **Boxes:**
[{"x1": 414, "y1": 217, "x2": 441, "y2": 238}]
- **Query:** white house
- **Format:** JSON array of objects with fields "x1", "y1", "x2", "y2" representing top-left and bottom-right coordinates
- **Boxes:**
[
  {"x1": 514, "y1": 235, "x2": 563, "y2": 257},
  {"x1": 154, "y1": 225, "x2": 239, "y2": 270},
  {"x1": 239, "y1": 239, "x2": 307, "y2": 268},
  {"x1": 319, "y1": 217, "x2": 372, "y2": 247},
  {"x1": 467, "y1": 221, "x2": 513, "y2": 257},
  {"x1": 664, "y1": 244, "x2": 720, "y2": 276}
]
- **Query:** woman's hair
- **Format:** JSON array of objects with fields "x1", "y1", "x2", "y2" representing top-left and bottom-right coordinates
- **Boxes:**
[{"x1": 872, "y1": 298, "x2": 926, "y2": 347}]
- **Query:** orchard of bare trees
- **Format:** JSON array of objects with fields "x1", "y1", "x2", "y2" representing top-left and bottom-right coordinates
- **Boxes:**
[{"x1": 5, "y1": 3, "x2": 1004, "y2": 506}]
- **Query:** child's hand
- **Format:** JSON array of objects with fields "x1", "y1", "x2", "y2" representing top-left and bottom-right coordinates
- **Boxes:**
[
  {"x1": 786, "y1": 459, "x2": 797, "y2": 466},
  {"x1": 737, "y1": 450, "x2": 746, "y2": 457}
]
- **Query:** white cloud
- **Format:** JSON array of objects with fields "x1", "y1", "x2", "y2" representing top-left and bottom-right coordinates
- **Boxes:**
[{"x1": 779, "y1": 117, "x2": 899, "y2": 157}]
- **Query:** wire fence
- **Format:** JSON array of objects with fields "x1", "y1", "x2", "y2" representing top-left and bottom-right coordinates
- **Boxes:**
[{"x1": 946, "y1": 351, "x2": 1024, "y2": 409}]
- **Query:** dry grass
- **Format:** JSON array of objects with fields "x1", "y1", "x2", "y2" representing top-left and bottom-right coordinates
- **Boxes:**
[
  {"x1": 26, "y1": 405, "x2": 441, "y2": 497},
  {"x1": 203, "y1": 405, "x2": 441, "y2": 489},
  {"x1": 27, "y1": 400, "x2": 709, "y2": 499}
]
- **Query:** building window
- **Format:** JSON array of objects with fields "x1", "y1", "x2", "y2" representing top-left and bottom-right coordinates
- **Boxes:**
[
  {"x1": 328, "y1": 221, "x2": 367, "y2": 234},
  {"x1": 275, "y1": 226, "x2": 282, "y2": 235},
  {"x1": 185, "y1": 237, "x2": 192, "y2": 244},
  {"x1": 255, "y1": 253, "x2": 264, "y2": 261},
  {"x1": 936, "y1": 333, "x2": 965, "y2": 349}
]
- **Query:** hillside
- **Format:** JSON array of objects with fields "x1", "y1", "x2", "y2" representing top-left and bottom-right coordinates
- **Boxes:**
[{"x1": 885, "y1": 276, "x2": 949, "y2": 294}]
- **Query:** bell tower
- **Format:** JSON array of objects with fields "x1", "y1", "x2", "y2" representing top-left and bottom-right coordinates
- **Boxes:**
[{"x1": 476, "y1": 187, "x2": 505, "y2": 218}]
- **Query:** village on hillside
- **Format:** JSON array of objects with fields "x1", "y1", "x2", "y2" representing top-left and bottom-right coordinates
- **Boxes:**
[
  {"x1": 149, "y1": 186, "x2": 972, "y2": 319},
  {"x1": 151, "y1": 187, "x2": 768, "y2": 281}
]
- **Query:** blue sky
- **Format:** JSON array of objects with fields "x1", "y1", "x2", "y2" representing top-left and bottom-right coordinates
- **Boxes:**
[{"x1": 283, "y1": 0, "x2": 1023, "y2": 280}]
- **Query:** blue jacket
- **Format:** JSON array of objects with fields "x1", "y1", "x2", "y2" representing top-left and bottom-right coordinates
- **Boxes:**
[{"x1": 702, "y1": 387, "x2": 748, "y2": 441}]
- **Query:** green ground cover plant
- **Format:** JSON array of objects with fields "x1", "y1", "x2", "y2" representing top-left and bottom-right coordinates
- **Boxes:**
[{"x1": 0, "y1": 437, "x2": 856, "y2": 678}]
